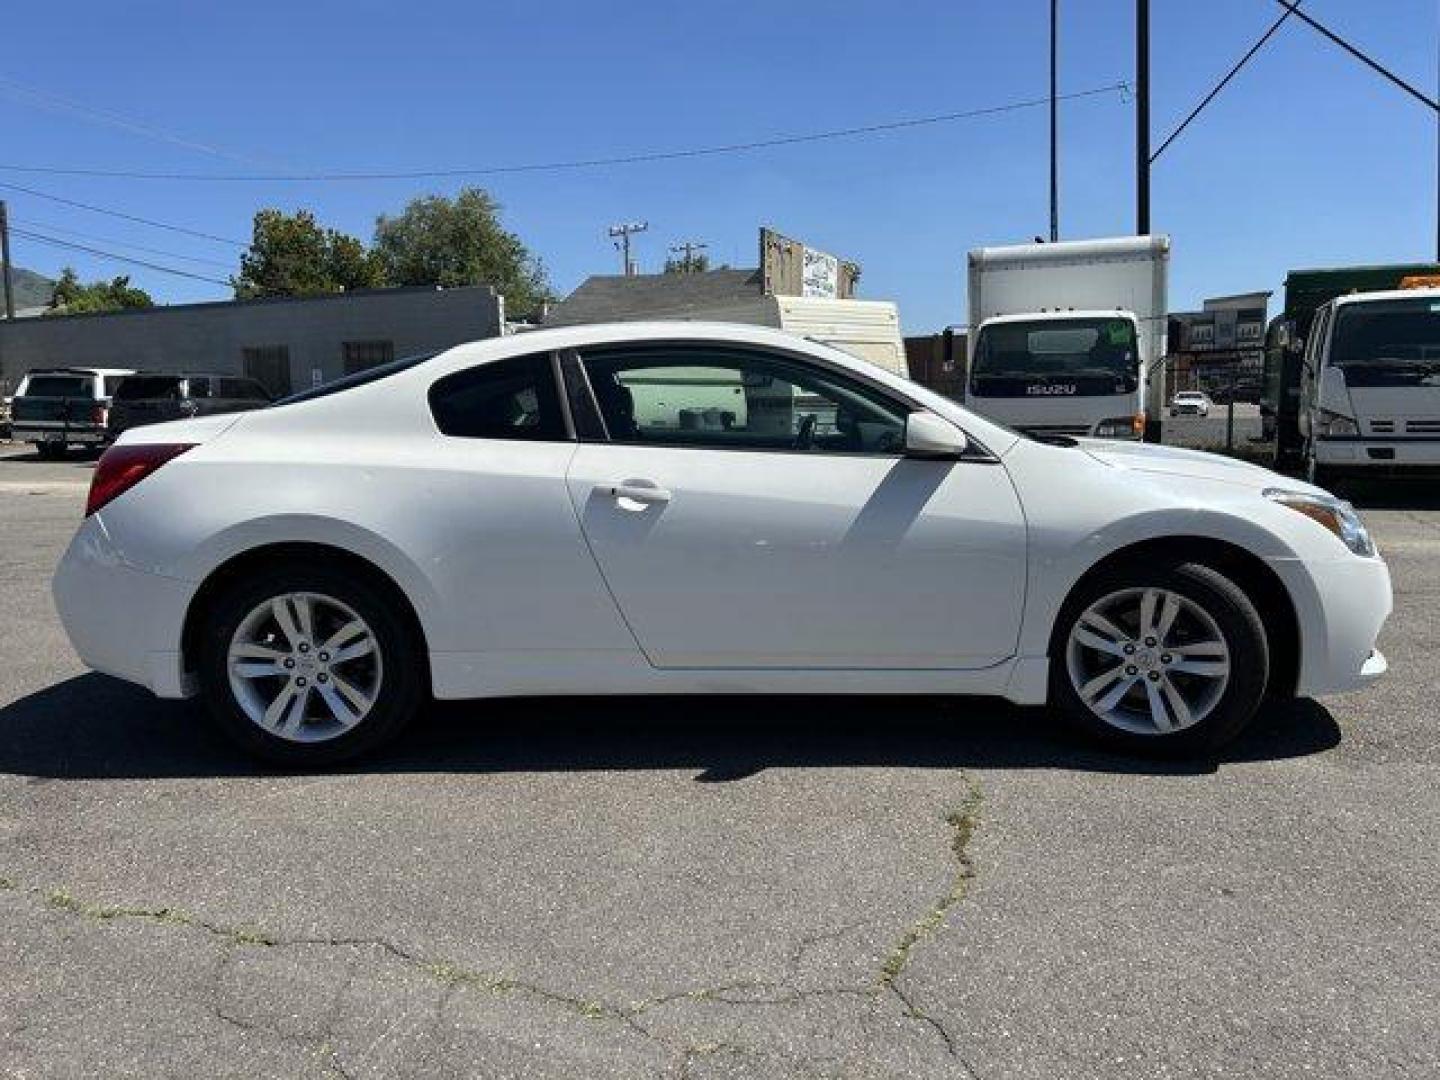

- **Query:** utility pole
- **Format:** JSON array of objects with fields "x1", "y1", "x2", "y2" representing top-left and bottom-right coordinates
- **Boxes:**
[
  {"x1": 0, "y1": 200, "x2": 14, "y2": 320},
  {"x1": 668, "y1": 240, "x2": 709, "y2": 272},
  {"x1": 608, "y1": 221, "x2": 649, "y2": 276},
  {"x1": 1050, "y1": 0, "x2": 1059, "y2": 243},
  {"x1": 1136, "y1": 0, "x2": 1150, "y2": 236}
]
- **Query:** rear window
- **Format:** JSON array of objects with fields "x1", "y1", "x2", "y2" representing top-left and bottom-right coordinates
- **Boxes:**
[
  {"x1": 21, "y1": 375, "x2": 92, "y2": 398},
  {"x1": 274, "y1": 351, "x2": 435, "y2": 406},
  {"x1": 114, "y1": 376, "x2": 184, "y2": 401}
]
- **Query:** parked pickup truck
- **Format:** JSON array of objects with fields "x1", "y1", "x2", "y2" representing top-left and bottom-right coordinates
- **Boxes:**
[
  {"x1": 108, "y1": 373, "x2": 272, "y2": 438},
  {"x1": 9, "y1": 368, "x2": 134, "y2": 458}
]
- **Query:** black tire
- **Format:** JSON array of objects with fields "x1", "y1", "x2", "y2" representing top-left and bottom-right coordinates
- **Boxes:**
[
  {"x1": 35, "y1": 442, "x2": 67, "y2": 460},
  {"x1": 197, "y1": 559, "x2": 426, "y2": 766},
  {"x1": 1049, "y1": 560, "x2": 1269, "y2": 755}
]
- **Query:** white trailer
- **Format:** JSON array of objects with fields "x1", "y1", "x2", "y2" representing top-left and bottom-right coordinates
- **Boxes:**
[{"x1": 966, "y1": 235, "x2": 1170, "y2": 439}]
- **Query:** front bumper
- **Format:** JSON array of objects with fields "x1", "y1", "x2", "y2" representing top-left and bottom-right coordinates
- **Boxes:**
[
  {"x1": 1315, "y1": 437, "x2": 1440, "y2": 472},
  {"x1": 1268, "y1": 551, "x2": 1393, "y2": 697},
  {"x1": 52, "y1": 515, "x2": 197, "y2": 698}
]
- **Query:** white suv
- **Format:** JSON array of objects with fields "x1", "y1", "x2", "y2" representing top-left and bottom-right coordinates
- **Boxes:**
[{"x1": 1170, "y1": 391, "x2": 1212, "y2": 418}]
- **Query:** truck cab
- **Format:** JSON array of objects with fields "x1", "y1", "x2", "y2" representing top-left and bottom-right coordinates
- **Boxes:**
[
  {"x1": 1300, "y1": 287, "x2": 1440, "y2": 486},
  {"x1": 967, "y1": 309, "x2": 1147, "y2": 439}
]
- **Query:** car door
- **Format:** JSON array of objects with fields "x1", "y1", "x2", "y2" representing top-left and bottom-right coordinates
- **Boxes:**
[{"x1": 563, "y1": 342, "x2": 1028, "y2": 670}]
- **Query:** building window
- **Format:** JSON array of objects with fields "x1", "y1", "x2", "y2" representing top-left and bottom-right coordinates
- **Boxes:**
[
  {"x1": 242, "y1": 345, "x2": 292, "y2": 399},
  {"x1": 342, "y1": 340, "x2": 395, "y2": 375}
]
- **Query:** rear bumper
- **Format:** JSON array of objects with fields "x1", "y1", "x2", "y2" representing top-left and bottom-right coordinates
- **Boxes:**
[
  {"x1": 52, "y1": 515, "x2": 197, "y2": 698},
  {"x1": 13, "y1": 424, "x2": 107, "y2": 444}
]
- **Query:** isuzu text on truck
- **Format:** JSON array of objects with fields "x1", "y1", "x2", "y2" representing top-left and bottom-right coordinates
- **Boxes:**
[{"x1": 966, "y1": 235, "x2": 1170, "y2": 439}]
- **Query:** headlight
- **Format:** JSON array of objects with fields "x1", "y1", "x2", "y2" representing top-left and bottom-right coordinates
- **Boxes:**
[
  {"x1": 1264, "y1": 488, "x2": 1375, "y2": 557},
  {"x1": 1094, "y1": 413, "x2": 1146, "y2": 439},
  {"x1": 1317, "y1": 409, "x2": 1358, "y2": 437}
]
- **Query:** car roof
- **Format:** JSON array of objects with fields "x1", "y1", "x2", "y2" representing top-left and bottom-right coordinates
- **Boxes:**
[
  {"x1": 24, "y1": 366, "x2": 135, "y2": 377},
  {"x1": 296, "y1": 320, "x2": 1022, "y2": 457}
]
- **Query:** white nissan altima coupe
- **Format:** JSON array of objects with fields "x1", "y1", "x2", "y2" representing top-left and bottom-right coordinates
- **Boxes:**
[{"x1": 54, "y1": 322, "x2": 1391, "y2": 764}]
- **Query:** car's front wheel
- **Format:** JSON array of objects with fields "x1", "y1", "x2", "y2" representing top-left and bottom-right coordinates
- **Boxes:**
[
  {"x1": 197, "y1": 560, "x2": 425, "y2": 765},
  {"x1": 1050, "y1": 561, "x2": 1269, "y2": 753}
]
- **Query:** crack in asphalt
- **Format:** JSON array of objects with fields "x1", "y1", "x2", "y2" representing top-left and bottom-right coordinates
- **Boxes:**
[
  {"x1": 878, "y1": 779, "x2": 983, "y2": 989},
  {"x1": 4, "y1": 779, "x2": 987, "y2": 1076}
]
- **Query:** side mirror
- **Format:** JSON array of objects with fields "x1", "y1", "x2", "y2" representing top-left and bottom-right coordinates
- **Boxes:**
[{"x1": 904, "y1": 410, "x2": 968, "y2": 459}]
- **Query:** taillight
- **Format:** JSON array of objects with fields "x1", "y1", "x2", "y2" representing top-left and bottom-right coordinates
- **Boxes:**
[{"x1": 86, "y1": 443, "x2": 195, "y2": 517}]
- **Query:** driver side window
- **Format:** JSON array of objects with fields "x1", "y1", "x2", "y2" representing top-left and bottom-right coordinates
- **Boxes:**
[{"x1": 577, "y1": 346, "x2": 908, "y2": 455}]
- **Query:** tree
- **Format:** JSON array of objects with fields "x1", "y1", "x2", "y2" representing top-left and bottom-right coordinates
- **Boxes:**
[
  {"x1": 373, "y1": 188, "x2": 552, "y2": 316},
  {"x1": 664, "y1": 251, "x2": 710, "y2": 274},
  {"x1": 232, "y1": 209, "x2": 383, "y2": 299},
  {"x1": 45, "y1": 268, "x2": 153, "y2": 315}
]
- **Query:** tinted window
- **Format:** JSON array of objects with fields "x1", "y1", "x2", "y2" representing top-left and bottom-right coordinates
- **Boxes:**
[
  {"x1": 578, "y1": 346, "x2": 907, "y2": 454},
  {"x1": 220, "y1": 378, "x2": 271, "y2": 401},
  {"x1": 21, "y1": 375, "x2": 91, "y2": 398},
  {"x1": 114, "y1": 376, "x2": 184, "y2": 401},
  {"x1": 429, "y1": 353, "x2": 566, "y2": 441}
]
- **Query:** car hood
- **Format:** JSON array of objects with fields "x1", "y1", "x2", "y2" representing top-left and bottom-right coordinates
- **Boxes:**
[{"x1": 1077, "y1": 438, "x2": 1322, "y2": 495}]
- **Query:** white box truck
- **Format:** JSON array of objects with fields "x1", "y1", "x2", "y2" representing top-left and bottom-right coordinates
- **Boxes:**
[
  {"x1": 966, "y1": 235, "x2": 1170, "y2": 439},
  {"x1": 1297, "y1": 284, "x2": 1440, "y2": 487}
]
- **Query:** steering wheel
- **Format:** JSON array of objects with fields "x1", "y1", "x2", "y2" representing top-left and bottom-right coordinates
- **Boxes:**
[{"x1": 793, "y1": 413, "x2": 817, "y2": 451}]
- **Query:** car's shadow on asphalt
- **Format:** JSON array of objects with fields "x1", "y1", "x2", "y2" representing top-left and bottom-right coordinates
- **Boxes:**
[
  {"x1": 0, "y1": 673, "x2": 1342, "y2": 782},
  {"x1": 1339, "y1": 479, "x2": 1440, "y2": 511}
]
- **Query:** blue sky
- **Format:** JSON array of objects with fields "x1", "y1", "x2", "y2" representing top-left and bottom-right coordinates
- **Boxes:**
[{"x1": 2, "y1": 0, "x2": 1437, "y2": 332}]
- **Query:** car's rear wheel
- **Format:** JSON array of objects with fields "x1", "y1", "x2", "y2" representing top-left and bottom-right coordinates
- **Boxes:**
[
  {"x1": 1050, "y1": 561, "x2": 1268, "y2": 754},
  {"x1": 197, "y1": 561, "x2": 424, "y2": 765}
]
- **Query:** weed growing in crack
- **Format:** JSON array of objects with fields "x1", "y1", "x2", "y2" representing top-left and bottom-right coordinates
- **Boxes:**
[{"x1": 877, "y1": 781, "x2": 982, "y2": 988}]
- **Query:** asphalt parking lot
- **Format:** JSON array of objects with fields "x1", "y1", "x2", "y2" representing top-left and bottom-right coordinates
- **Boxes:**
[{"x1": 1, "y1": 444, "x2": 1437, "y2": 1079}]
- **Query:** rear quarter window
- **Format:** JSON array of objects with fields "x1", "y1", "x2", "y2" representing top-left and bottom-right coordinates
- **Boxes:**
[{"x1": 429, "y1": 353, "x2": 567, "y2": 441}]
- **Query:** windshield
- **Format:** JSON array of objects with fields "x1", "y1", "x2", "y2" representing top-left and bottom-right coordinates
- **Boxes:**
[
  {"x1": 971, "y1": 317, "x2": 1140, "y2": 397},
  {"x1": 1330, "y1": 298, "x2": 1440, "y2": 387},
  {"x1": 20, "y1": 375, "x2": 91, "y2": 398}
]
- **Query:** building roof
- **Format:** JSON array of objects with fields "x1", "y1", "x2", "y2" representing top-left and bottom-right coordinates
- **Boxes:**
[{"x1": 543, "y1": 268, "x2": 764, "y2": 327}]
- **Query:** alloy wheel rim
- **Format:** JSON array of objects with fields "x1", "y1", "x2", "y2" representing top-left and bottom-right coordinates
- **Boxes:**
[
  {"x1": 227, "y1": 592, "x2": 383, "y2": 743},
  {"x1": 1065, "y1": 586, "x2": 1230, "y2": 736}
]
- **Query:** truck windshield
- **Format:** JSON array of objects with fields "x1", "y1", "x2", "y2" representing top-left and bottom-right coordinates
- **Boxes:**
[
  {"x1": 1330, "y1": 298, "x2": 1440, "y2": 387},
  {"x1": 971, "y1": 317, "x2": 1140, "y2": 397}
]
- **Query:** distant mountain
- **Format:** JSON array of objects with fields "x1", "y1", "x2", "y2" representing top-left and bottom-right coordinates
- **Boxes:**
[{"x1": 7, "y1": 265, "x2": 55, "y2": 310}]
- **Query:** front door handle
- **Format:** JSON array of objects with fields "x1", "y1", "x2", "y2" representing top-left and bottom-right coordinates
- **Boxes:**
[{"x1": 599, "y1": 481, "x2": 672, "y2": 505}]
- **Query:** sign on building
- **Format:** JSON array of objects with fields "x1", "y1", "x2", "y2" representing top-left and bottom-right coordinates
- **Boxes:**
[
  {"x1": 801, "y1": 248, "x2": 840, "y2": 298},
  {"x1": 759, "y1": 227, "x2": 859, "y2": 299}
]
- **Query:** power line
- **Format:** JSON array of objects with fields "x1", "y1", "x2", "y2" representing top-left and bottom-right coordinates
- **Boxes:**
[
  {"x1": 0, "y1": 83, "x2": 1131, "y2": 183},
  {"x1": 0, "y1": 180, "x2": 246, "y2": 246},
  {"x1": 1152, "y1": 1, "x2": 1303, "y2": 164},
  {"x1": 1271, "y1": 0, "x2": 1439, "y2": 112},
  {"x1": 8, "y1": 226, "x2": 232, "y2": 285},
  {"x1": 0, "y1": 76, "x2": 284, "y2": 168},
  {"x1": 9, "y1": 216, "x2": 235, "y2": 269}
]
